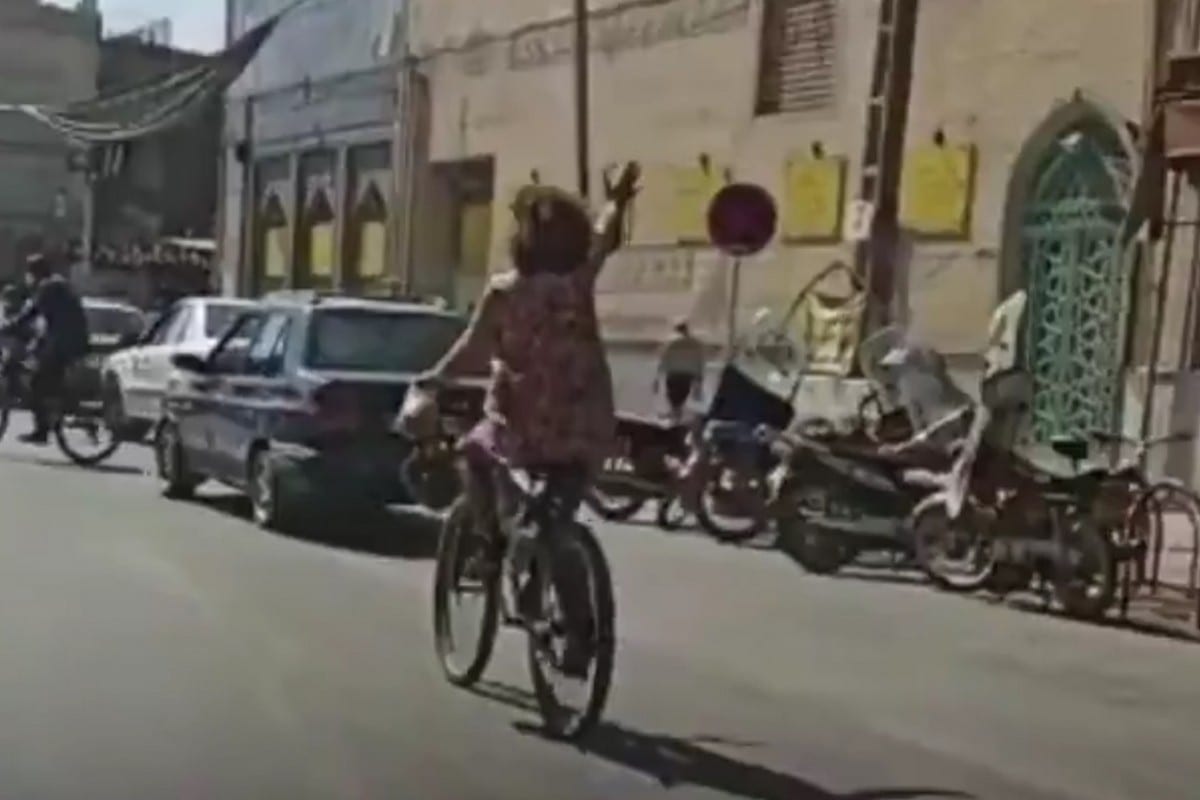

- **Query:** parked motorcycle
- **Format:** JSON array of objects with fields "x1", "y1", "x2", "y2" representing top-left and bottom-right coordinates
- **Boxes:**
[
  {"x1": 585, "y1": 412, "x2": 694, "y2": 529},
  {"x1": 588, "y1": 309, "x2": 802, "y2": 540},
  {"x1": 765, "y1": 324, "x2": 981, "y2": 576}
]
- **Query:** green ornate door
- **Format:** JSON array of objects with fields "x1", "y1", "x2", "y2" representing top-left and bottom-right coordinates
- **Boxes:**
[{"x1": 1022, "y1": 127, "x2": 1131, "y2": 442}]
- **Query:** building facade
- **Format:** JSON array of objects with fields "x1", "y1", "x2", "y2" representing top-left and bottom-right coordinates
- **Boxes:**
[
  {"x1": 0, "y1": 0, "x2": 99, "y2": 278},
  {"x1": 405, "y1": 0, "x2": 1200, "y2": 471},
  {"x1": 218, "y1": 0, "x2": 408, "y2": 299},
  {"x1": 93, "y1": 37, "x2": 221, "y2": 251}
]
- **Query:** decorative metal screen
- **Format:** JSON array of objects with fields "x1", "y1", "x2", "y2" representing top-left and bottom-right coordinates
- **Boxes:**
[
  {"x1": 1022, "y1": 128, "x2": 1131, "y2": 443},
  {"x1": 756, "y1": 0, "x2": 837, "y2": 115}
]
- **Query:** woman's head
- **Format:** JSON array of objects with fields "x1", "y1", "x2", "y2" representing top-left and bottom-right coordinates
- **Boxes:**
[{"x1": 509, "y1": 186, "x2": 592, "y2": 276}]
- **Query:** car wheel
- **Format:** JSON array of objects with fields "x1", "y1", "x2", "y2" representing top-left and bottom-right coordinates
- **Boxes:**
[
  {"x1": 156, "y1": 421, "x2": 200, "y2": 499},
  {"x1": 249, "y1": 448, "x2": 296, "y2": 532}
]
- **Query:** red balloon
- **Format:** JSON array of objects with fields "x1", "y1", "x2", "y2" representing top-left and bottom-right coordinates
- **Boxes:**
[{"x1": 707, "y1": 183, "x2": 778, "y2": 257}]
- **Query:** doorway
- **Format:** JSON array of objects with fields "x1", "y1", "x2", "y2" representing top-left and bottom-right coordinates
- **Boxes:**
[{"x1": 1006, "y1": 104, "x2": 1134, "y2": 442}]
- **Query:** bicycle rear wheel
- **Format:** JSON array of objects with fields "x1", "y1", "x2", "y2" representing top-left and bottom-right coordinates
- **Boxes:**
[
  {"x1": 527, "y1": 522, "x2": 615, "y2": 740},
  {"x1": 54, "y1": 410, "x2": 120, "y2": 467},
  {"x1": 433, "y1": 497, "x2": 501, "y2": 687}
]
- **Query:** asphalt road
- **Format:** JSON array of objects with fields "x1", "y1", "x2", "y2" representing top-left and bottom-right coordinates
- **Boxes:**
[{"x1": 0, "y1": 426, "x2": 1197, "y2": 799}]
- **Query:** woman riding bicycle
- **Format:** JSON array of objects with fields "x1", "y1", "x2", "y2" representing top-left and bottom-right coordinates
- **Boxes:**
[{"x1": 411, "y1": 164, "x2": 639, "y2": 674}]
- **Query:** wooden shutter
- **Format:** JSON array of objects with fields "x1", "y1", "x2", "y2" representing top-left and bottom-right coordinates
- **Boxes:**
[{"x1": 757, "y1": 0, "x2": 837, "y2": 115}]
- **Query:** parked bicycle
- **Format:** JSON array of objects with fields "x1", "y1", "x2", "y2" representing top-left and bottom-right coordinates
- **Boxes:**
[
  {"x1": 0, "y1": 339, "x2": 121, "y2": 466},
  {"x1": 410, "y1": 382, "x2": 616, "y2": 740}
]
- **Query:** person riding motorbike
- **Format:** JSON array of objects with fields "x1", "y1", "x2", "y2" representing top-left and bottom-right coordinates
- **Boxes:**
[
  {"x1": 0, "y1": 255, "x2": 90, "y2": 444},
  {"x1": 406, "y1": 164, "x2": 640, "y2": 676}
]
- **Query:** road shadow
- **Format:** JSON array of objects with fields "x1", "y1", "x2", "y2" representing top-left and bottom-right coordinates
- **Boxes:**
[
  {"x1": 192, "y1": 492, "x2": 441, "y2": 560},
  {"x1": 471, "y1": 681, "x2": 972, "y2": 800},
  {"x1": 0, "y1": 451, "x2": 145, "y2": 476},
  {"x1": 776, "y1": 549, "x2": 929, "y2": 587},
  {"x1": 1001, "y1": 595, "x2": 1200, "y2": 645},
  {"x1": 611, "y1": 516, "x2": 778, "y2": 551}
]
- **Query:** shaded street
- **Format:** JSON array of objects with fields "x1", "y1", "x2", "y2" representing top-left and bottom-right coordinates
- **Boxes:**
[{"x1": 0, "y1": 430, "x2": 1196, "y2": 799}]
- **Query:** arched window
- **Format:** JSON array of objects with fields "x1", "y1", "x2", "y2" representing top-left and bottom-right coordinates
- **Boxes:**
[
  {"x1": 255, "y1": 192, "x2": 288, "y2": 295},
  {"x1": 347, "y1": 181, "x2": 388, "y2": 294},
  {"x1": 1001, "y1": 97, "x2": 1135, "y2": 442},
  {"x1": 296, "y1": 188, "x2": 335, "y2": 290}
]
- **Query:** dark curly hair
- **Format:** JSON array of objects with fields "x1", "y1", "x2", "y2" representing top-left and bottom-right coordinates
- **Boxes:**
[{"x1": 508, "y1": 186, "x2": 593, "y2": 276}]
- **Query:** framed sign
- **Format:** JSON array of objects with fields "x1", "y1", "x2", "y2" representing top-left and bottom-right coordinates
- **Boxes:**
[{"x1": 900, "y1": 143, "x2": 976, "y2": 238}]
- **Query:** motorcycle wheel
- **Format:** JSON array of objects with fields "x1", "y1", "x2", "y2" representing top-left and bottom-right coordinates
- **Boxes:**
[
  {"x1": 585, "y1": 483, "x2": 647, "y2": 522},
  {"x1": 696, "y1": 465, "x2": 768, "y2": 543},
  {"x1": 911, "y1": 497, "x2": 996, "y2": 592},
  {"x1": 777, "y1": 515, "x2": 856, "y2": 575},
  {"x1": 1054, "y1": 517, "x2": 1116, "y2": 621},
  {"x1": 655, "y1": 496, "x2": 689, "y2": 531}
]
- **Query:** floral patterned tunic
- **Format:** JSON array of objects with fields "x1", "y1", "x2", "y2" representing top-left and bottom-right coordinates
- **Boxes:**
[{"x1": 459, "y1": 266, "x2": 614, "y2": 470}]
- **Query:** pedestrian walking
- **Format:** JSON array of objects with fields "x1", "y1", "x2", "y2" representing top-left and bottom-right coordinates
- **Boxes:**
[{"x1": 654, "y1": 320, "x2": 705, "y2": 420}]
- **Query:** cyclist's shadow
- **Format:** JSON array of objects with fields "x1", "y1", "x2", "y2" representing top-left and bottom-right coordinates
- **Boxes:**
[{"x1": 470, "y1": 681, "x2": 972, "y2": 800}]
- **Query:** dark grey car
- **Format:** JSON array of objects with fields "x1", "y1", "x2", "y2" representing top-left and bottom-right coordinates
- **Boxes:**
[{"x1": 157, "y1": 293, "x2": 465, "y2": 530}]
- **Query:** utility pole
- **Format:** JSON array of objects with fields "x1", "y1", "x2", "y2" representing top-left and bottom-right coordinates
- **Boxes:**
[
  {"x1": 854, "y1": 0, "x2": 919, "y2": 330},
  {"x1": 573, "y1": 0, "x2": 591, "y2": 201}
]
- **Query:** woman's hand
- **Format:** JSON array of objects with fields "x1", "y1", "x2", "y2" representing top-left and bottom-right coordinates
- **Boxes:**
[{"x1": 604, "y1": 162, "x2": 641, "y2": 207}]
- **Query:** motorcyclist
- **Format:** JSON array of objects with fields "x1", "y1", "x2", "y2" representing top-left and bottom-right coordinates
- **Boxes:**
[{"x1": 0, "y1": 255, "x2": 90, "y2": 444}]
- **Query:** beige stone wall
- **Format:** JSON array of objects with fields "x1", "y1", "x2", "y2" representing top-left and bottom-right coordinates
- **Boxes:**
[
  {"x1": 903, "y1": 0, "x2": 1150, "y2": 354},
  {"x1": 409, "y1": 0, "x2": 1153, "y2": 357},
  {"x1": 409, "y1": 0, "x2": 880, "y2": 342}
]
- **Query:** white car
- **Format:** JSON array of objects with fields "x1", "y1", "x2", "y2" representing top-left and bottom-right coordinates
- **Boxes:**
[{"x1": 103, "y1": 296, "x2": 257, "y2": 438}]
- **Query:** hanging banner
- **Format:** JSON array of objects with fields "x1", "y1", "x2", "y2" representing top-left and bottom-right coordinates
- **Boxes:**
[
  {"x1": 264, "y1": 226, "x2": 288, "y2": 280},
  {"x1": 673, "y1": 164, "x2": 725, "y2": 242},
  {"x1": 783, "y1": 155, "x2": 845, "y2": 241},
  {"x1": 900, "y1": 143, "x2": 975, "y2": 237},
  {"x1": 2, "y1": 17, "x2": 280, "y2": 144}
]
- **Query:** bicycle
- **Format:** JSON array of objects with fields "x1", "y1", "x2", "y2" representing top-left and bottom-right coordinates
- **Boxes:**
[
  {"x1": 419, "y1": 386, "x2": 616, "y2": 740},
  {"x1": 0, "y1": 342, "x2": 121, "y2": 467}
]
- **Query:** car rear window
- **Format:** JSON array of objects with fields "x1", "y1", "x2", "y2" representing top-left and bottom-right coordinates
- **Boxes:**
[
  {"x1": 205, "y1": 303, "x2": 252, "y2": 338},
  {"x1": 85, "y1": 306, "x2": 143, "y2": 338},
  {"x1": 305, "y1": 309, "x2": 464, "y2": 374}
]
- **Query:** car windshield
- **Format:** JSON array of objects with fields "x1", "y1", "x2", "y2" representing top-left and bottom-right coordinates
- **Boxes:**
[
  {"x1": 305, "y1": 309, "x2": 464, "y2": 374},
  {"x1": 205, "y1": 302, "x2": 252, "y2": 338},
  {"x1": 85, "y1": 306, "x2": 143, "y2": 338}
]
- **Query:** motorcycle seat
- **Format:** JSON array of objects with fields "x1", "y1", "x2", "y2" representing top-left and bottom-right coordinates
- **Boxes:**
[
  {"x1": 823, "y1": 440, "x2": 947, "y2": 470},
  {"x1": 705, "y1": 420, "x2": 759, "y2": 442},
  {"x1": 614, "y1": 413, "x2": 689, "y2": 436}
]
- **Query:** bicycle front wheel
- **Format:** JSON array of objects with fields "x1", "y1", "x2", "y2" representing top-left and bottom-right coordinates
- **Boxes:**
[
  {"x1": 0, "y1": 375, "x2": 13, "y2": 443},
  {"x1": 527, "y1": 522, "x2": 616, "y2": 740},
  {"x1": 433, "y1": 498, "x2": 501, "y2": 687}
]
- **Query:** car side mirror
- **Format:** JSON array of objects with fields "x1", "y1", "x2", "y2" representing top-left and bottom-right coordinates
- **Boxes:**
[{"x1": 172, "y1": 353, "x2": 208, "y2": 374}]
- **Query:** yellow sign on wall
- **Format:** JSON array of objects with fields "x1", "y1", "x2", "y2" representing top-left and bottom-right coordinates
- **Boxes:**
[
  {"x1": 459, "y1": 201, "x2": 492, "y2": 276},
  {"x1": 358, "y1": 221, "x2": 386, "y2": 279},
  {"x1": 900, "y1": 144, "x2": 975, "y2": 237},
  {"x1": 309, "y1": 223, "x2": 335, "y2": 279},
  {"x1": 629, "y1": 164, "x2": 676, "y2": 245},
  {"x1": 672, "y1": 165, "x2": 725, "y2": 243},
  {"x1": 264, "y1": 227, "x2": 288, "y2": 279},
  {"x1": 783, "y1": 155, "x2": 845, "y2": 241}
]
